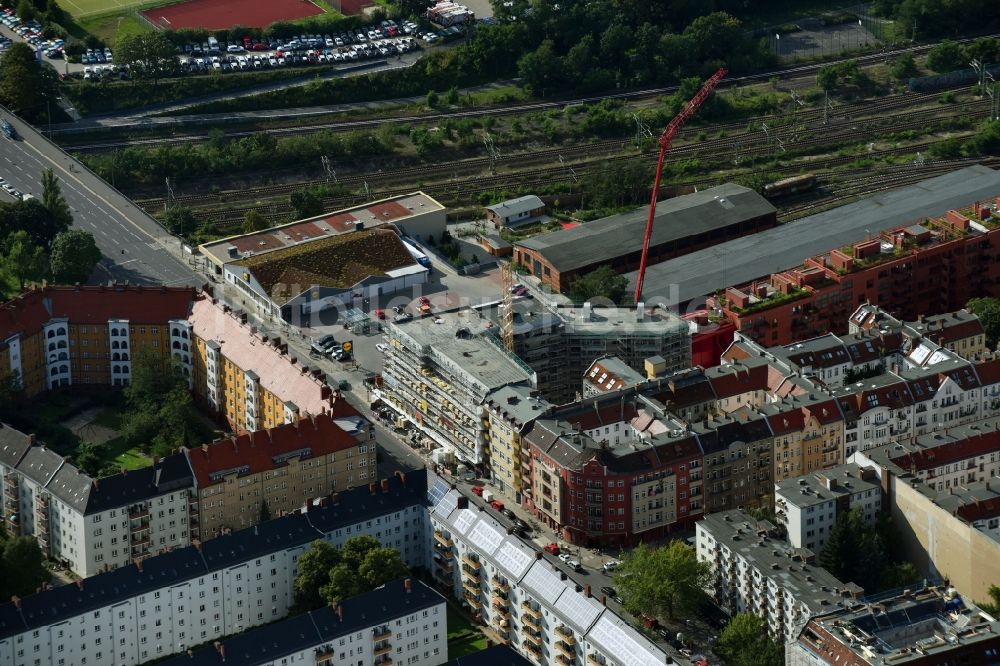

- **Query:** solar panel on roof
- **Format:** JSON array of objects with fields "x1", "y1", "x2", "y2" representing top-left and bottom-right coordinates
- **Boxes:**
[
  {"x1": 452, "y1": 509, "x2": 477, "y2": 535},
  {"x1": 521, "y1": 562, "x2": 565, "y2": 604},
  {"x1": 492, "y1": 541, "x2": 533, "y2": 578},
  {"x1": 587, "y1": 615, "x2": 661, "y2": 666},
  {"x1": 428, "y1": 478, "x2": 449, "y2": 506},
  {"x1": 434, "y1": 490, "x2": 458, "y2": 519},
  {"x1": 468, "y1": 520, "x2": 504, "y2": 555},
  {"x1": 556, "y1": 589, "x2": 603, "y2": 632}
]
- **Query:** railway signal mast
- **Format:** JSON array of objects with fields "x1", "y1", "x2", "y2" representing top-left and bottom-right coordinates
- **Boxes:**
[{"x1": 633, "y1": 68, "x2": 727, "y2": 303}]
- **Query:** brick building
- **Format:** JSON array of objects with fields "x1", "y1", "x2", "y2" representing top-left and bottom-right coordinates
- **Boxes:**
[
  {"x1": 710, "y1": 204, "x2": 1000, "y2": 346},
  {"x1": 514, "y1": 183, "x2": 776, "y2": 293},
  {"x1": 184, "y1": 411, "x2": 375, "y2": 540}
]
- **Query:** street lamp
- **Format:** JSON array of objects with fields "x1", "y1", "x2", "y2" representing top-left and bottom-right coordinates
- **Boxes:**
[{"x1": 775, "y1": 33, "x2": 780, "y2": 58}]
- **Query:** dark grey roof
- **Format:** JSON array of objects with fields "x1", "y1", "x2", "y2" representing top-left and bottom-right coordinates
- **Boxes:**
[
  {"x1": 15, "y1": 445, "x2": 65, "y2": 487},
  {"x1": 46, "y1": 464, "x2": 91, "y2": 513},
  {"x1": 630, "y1": 165, "x2": 1000, "y2": 302},
  {"x1": 445, "y1": 645, "x2": 533, "y2": 665},
  {"x1": 516, "y1": 183, "x2": 774, "y2": 272},
  {"x1": 158, "y1": 579, "x2": 444, "y2": 666},
  {"x1": 0, "y1": 470, "x2": 428, "y2": 640},
  {"x1": 0, "y1": 423, "x2": 32, "y2": 469},
  {"x1": 84, "y1": 453, "x2": 193, "y2": 515}
]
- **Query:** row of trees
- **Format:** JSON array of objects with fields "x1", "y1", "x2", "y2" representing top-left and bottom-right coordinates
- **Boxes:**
[
  {"x1": 871, "y1": 0, "x2": 1000, "y2": 40},
  {"x1": 1, "y1": 169, "x2": 102, "y2": 295},
  {"x1": 292, "y1": 537, "x2": 409, "y2": 612},
  {"x1": 924, "y1": 37, "x2": 1000, "y2": 74},
  {"x1": 818, "y1": 508, "x2": 921, "y2": 593},
  {"x1": 0, "y1": 43, "x2": 59, "y2": 123}
]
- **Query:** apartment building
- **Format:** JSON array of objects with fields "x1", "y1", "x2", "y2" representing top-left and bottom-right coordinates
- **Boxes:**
[
  {"x1": 853, "y1": 429, "x2": 1000, "y2": 603},
  {"x1": 709, "y1": 206, "x2": 1000, "y2": 347},
  {"x1": 582, "y1": 357, "x2": 646, "y2": 398},
  {"x1": 159, "y1": 578, "x2": 447, "y2": 666},
  {"x1": 773, "y1": 463, "x2": 882, "y2": 553},
  {"x1": 188, "y1": 296, "x2": 341, "y2": 432},
  {"x1": 853, "y1": 421, "x2": 1000, "y2": 492},
  {"x1": 520, "y1": 389, "x2": 704, "y2": 547},
  {"x1": 482, "y1": 384, "x2": 551, "y2": 502},
  {"x1": 696, "y1": 510, "x2": 861, "y2": 643},
  {"x1": 692, "y1": 411, "x2": 773, "y2": 514},
  {"x1": 762, "y1": 394, "x2": 844, "y2": 482},
  {"x1": 184, "y1": 411, "x2": 376, "y2": 540},
  {"x1": 0, "y1": 423, "x2": 194, "y2": 578},
  {"x1": 786, "y1": 585, "x2": 1000, "y2": 666},
  {"x1": 478, "y1": 299, "x2": 691, "y2": 403},
  {"x1": 427, "y1": 473, "x2": 676, "y2": 666},
  {"x1": 0, "y1": 284, "x2": 198, "y2": 396},
  {"x1": 0, "y1": 471, "x2": 428, "y2": 666},
  {"x1": 380, "y1": 309, "x2": 536, "y2": 464},
  {"x1": 849, "y1": 304, "x2": 988, "y2": 358}
]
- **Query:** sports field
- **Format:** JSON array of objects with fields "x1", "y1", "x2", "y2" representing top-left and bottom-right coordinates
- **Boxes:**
[
  {"x1": 141, "y1": 0, "x2": 323, "y2": 30},
  {"x1": 59, "y1": 0, "x2": 164, "y2": 19}
]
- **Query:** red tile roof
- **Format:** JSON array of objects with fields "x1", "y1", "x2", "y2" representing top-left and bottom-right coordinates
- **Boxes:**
[
  {"x1": 956, "y1": 495, "x2": 1000, "y2": 522},
  {"x1": 976, "y1": 357, "x2": 1000, "y2": 385},
  {"x1": 185, "y1": 413, "x2": 361, "y2": 488},
  {"x1": 368, "y1": 201, "x2": 410, "y2": 221},
  {"x1": 891, "y1": 430, "x2": 1000, "y2": 472},
  {"x1": 0, "y1": 285, "x2": 197, "y2": 342},
  {"x1": 707, "y1": 362, "x2": 768, "y2": 399}
]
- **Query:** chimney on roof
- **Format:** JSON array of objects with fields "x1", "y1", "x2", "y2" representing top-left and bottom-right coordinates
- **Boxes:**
[
  {"x1": 369, "y1": 482, "x2": 377, "y2": 495},
  {"x1": 202, "y1": 443, "x2": 209, "y2": 454},
  {"x1": 381, "y1": 478, "x2": 390, "y2": 493},
  {"x1": 10, "y1": 596, "x2": 20, "y2": 609},
  {"x1": 456, "y1": 496, "x2": 468, "y2": 510},
  {"x1": 91, "y1": 478, "x2": 99, "y2": 490},
  {"x1": 404, "y1": 578, "x2": 412, "y2": 593},
  {"x1": 337, "y1": 605, "x2": 344, "y2": 622},
  {"x1": 266, "y1": 428, "x2": 272, "y2": 442},
  {"x1": 28, "y1": 433, "x2": 35, "y2": 445},
  {"x1": 584, "y1": 584, "x2": 591, "y2": 598},
  {"x1": 535, "y1": 551, "x2": 543, "y2": 560},
  {"x1": 395, "y1": 470, "x2": 406, "y2": 485},
  {"x1": 76, "y1": 580, "x2": 84, "y2": 591},
  {"x1": 135, "y1": 559, "x2": 143, "y2": 572}
]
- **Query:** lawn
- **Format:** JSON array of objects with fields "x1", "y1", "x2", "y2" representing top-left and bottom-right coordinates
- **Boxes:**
[
  {"x1": 446, "y1": 603, "x2": 488, "y2": 658},
  {"x1": 59, "y1": 0, "x2": 171, "y2": 20},
  {"x1": 77, "y1": 13, "x2": 152, "y2": 46},
  {"x1": 91, "y1": 407, "x2": 152, "y2": 470}
]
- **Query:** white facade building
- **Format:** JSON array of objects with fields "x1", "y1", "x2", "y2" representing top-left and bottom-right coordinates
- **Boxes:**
[
  {"x1": 773, "y1": 463, "x2": 881, "y2": 553},
  {"x1": 0, "y1": 472, "x2": 428, "y2": 666},
  {"x1": 0, "y1": 425, "x2": 193, "y2": 578},
  {"x1": 696, "y1": 510, "x2": 862, "y2": 643},
  {"x1": 157, "y1": 578, "x2": 447, "y2": 666},
  {"x1": 426, "y1": 473, "x2": 673, "y2": 666}
]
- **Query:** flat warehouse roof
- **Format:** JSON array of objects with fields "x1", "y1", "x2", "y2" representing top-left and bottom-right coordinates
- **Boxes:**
[
  {"x1": 629, "y1": 165, "x2": 1000, "y2": 303},
  {"x1": 515, "y1": 183, "x2": 775, "y2": 273}
]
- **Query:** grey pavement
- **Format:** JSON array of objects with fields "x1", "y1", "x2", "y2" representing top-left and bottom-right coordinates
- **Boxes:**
[{"x1": 0, "y1": 108, "x2": 199, "y2": 286}]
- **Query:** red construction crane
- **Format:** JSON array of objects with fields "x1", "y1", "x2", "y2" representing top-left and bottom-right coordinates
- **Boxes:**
[{"x1": 633, "y1": 67, "x2": 727, "y2": 304}]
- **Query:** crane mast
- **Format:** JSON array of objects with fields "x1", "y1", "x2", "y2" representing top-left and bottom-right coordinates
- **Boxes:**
[{"x1": 633, "y1": 68, "x2": 727, "y2": 304}]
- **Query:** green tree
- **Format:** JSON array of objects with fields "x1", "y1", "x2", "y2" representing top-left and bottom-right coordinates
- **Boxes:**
[
  {"x1": 568, "y1": 265, "x2": 629, "y2": 305},
  {"x1": 0, "y1": 198, "x2": 70, "y2": 250},
  {"x1": 816, "y1": 64, "x2": 839, "y2": 91},
  {"x1": 517, "y1": 39, "x2": 564, "y2": 95},
  {"x1": 967, "y1": 297, "x2": 1000, "y2": 349},
  {"x1": 113, "y1": 32, "x2": 178, "y2": 84},
  {"x1": 358, "y1": 546, "x2": 409, "y2": 589},
  {"x1": 425, "y1": 89, "x2": 440, "y2": 108},
  {"x1": 163, "y1": 206, "x2": 197, "y2": 235},
  {"x1": 819, "y1": 507, "x2": 886, "y2": 592},
  {"x1": 293, "y1": 540, "x2": 341, "y2": 611},
  {"x1": 259, "y1": 499, "x2": 271, "y2": 523},
  {"x1": 41, "y1": 169, "x2": 73, "y2": 232},
  {"x1": 393, "y1": 0, "x2": 429, "y2": 18},
  {"x1": 50, "y1": 230, "x2": 101, "y2": 284},
  {"x1": 881, "y1": 562, "x2": 922, "y2": 590},
  {"x1": 715, "y1": 613, "x2": 783, "y2": 666},
  {"x1": 615, "y1": 540, "x2": 710, "y2": 620},
  {"x1": 981, "y1": 584, "x2": 1000, "y2": 615},
  {"x1": 290, "y1": 189, "x2": 324, "y2": 219},
  {"x1": 926, "y1": 40, "x2": 966, "y2": 73},
  {"x1": 891, "y1": 53, "x2": 919, "y2": 81},
  {"x1": 242, "y1": 209, "x2": 267, "y2": 234},
  {"x1": 2, "y1": 230, "x2": 48, "y2": 289},
  {"x1": 15, "y1": 0, "x2": 36, "y2": 21},
  {"x1": 0, "y1": 42, "x2": 45, "y2": 120},
  {"x1": 74, "y1": 441, "x2": 109, "y2": 476},
  {"x1": 316, "y1": 536, "x2": 410, "y2": 605},
  {"x1": 3, "y1": 536, "x2": 48, "y2": 597}
]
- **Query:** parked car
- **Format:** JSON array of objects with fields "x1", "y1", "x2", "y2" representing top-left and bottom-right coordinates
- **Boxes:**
[
  {"x1": 544, "y1": 543, "x2": 560, "y2": 555},
  {"x1": 471, "y1": 485, "x2": 484, "y2": 496},
  {"x1": 557, "y1": 553, "x2": 571, "y2": 563},
  {"x1": 489, "y1": 499, "x2": 504, "y2": 511},
  {"x1": 376, "y1": 343, "x2": 390, "y2": 354},
  {"x1": 567, "y1": 560, "x2": 582, "y2": 571},
  {"x1": 602, "y1": 560, "x2": 620, "y2": 572},
  {"x1": 311, "y1": 334, "x2": 337, "y2": 354}
]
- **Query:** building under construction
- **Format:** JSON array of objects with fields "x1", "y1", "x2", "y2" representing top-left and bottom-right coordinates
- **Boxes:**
[{"x1": 512, "y1": 183, "x2": 776, "y2": 293}]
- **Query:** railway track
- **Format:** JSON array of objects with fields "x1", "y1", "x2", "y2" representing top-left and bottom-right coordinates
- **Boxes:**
[
  {"x1": 135, "y1": 96, "x2": 989, "y2": 218},
  {"x1": 60, "y1": 31, "x2": 1000, "y2": 152}
]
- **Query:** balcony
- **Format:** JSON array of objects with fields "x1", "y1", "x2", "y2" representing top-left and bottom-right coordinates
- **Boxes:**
[
  {"x1": 557, "y1": 640, "x2": 575, "y2": 657},
  {"x1": 491, "y1": 576, "x2": 510, "y2": 593},
  {"x1": 434, "y1": 556, "x2": 453, "y2": 573},
  {"x1": 464, "y1": 592, "x2": 482, "y2": 610},
  {"x1": 462, "y1": 568, "x2": 481, "y2": 584},
  {"x1": 374, "y1": 643, "x2": 392, "y2": 657},
  {"x1": 131, "y1": 533, "x2": 150, "y2": 547},
  {"x1": 492, "y1": 594, "x2": 510, "y2": 612},
  {"x1": 434, "y1": 531, "x2": 453, "y2": 548},
  {"x1": 523, "y1": 631, "x2": 542, "y2": 647},
  {"x1": 374, "y1": 657, "x2": 392, "y2": 666},
  {"x1": 587, "y1": 655, "x2": 606, "y2": 666},
  {"x1": 374, "y1": 628, "x2": 392, "y2": 642},
  {"x1": 463, "y1": 579, "x2": 480, "y2": 595},
  {"x1": 129, "y1": 506, "x2": 150, "y2": 520},
  {"x1": 315, "y1": 647, "x2": 333, "y2": 663},
  {"x1": 523, "y1": 642, "x2": 542, "y2": 658},
  {"x1": 555, "y1": 625, "x2": 575, "y2": 643},
  {"x1": 557, "y1": 654, "x2": 575, "y2": 665},
  {"x1": 462, "y1": 554, "x2": 481, "y2": 570}
]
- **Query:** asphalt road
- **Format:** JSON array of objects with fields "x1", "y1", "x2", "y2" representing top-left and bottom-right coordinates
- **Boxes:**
[{"x1": 0, "y1": 109, "x2": 200, "y2": 286}]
